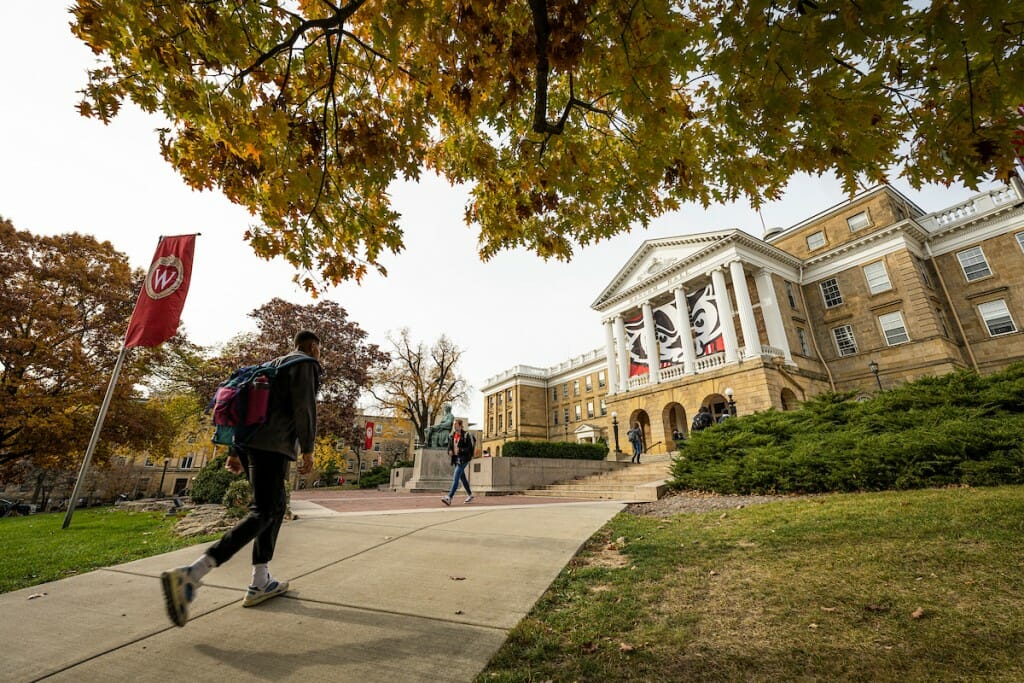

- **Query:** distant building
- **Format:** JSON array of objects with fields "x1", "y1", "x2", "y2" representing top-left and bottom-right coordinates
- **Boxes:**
[{"x1": 482, "y1": 180, "x2": 1024, "y2": 456}]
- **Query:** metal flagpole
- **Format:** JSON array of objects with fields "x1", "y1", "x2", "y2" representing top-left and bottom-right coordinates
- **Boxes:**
[{"x1": 62, "y1": 345, "x2": 130, "y2": 529}]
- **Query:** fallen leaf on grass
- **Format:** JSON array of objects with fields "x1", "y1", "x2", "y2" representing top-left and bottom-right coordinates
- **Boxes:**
[
  {"x1": 820, "y1": 606, "x2": 837, "y2": 612},
  {"x1": 581, "y1": 642, "x2": 599, "y2": 654},
  {"x1": 911, "y1": 607, "x2": 926, "y2": 619},
  {"x1": 618, "y1": 643, "x2": 636, "y2": 653}
]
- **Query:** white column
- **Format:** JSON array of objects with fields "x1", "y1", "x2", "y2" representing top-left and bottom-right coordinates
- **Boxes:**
[
  {"x1": 673, "y1": 286, "x2": 697, "y2": 374},
  {"x1": 730, "y1": 260, "x2": 762, "y2": 359},
  {"x1": 641, "y1": 302, "x2": 661, "y2": 383},
  {"x1": 603, "y1": 320, "x2": 619, "y2": 396},
  {"x1": 754, "y1": 269, "x2": 793, "y2": 363},
  {"x1": 711, "y1": 268, "x2": 739, "y2": 363},
  {"x1": 614, "y1": 315, "x2": 630, "y2": 393}
]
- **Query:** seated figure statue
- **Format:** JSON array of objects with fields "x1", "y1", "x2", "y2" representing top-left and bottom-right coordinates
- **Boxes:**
[{"x1": 426, "y1": 405, "x2": 455, "y2": 448}]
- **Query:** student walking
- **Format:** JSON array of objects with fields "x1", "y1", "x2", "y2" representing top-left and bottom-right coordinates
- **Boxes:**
[
  {"x1": 442, "y1": 419, "x2": 475, "y2": 505},
  {"x1": 160, "y1": 330, "x2": 322, "y2": 627},
  {"x1": 627, "y1": 423, "x2": 643, "y2": 464}
]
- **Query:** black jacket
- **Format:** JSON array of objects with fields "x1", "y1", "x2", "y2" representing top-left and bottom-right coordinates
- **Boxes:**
[
  {"x1": 446, "y1": 429, "x2": 475, "y2": 465},
  {"x1": 240, "y1": 351, "x2": 322, "y2": 460}
]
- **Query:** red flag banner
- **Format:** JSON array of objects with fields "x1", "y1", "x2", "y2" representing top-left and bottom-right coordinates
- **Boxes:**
[
  {"x1": 124, "y1": 234, "x2": 197, "y2": 348},
  {"x1": 364, "y1": 422, "x2": 375, "y2": 451}
]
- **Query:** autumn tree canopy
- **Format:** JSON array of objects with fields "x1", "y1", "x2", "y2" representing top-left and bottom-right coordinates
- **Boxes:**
[
  {"x1": 72, "y1": 1, "x2": 1024, "y2": 290},
  {"x1": 369, "y1": 329, "x2": 468, "y2": 444},
  {"x1": 0, "y1": 219, "x2": 175, "y2": 474}
]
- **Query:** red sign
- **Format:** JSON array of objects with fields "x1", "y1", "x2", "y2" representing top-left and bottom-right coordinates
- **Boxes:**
[
  {"x1": 364, "y1": 422, "x2": 374, "y2": 450},
  {"x1": 124, "y1": 234, "x2": 197, "y2": 348}
]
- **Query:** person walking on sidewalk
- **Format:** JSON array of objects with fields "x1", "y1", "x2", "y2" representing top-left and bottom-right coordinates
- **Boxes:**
[
  {"x1": 160, "y1": 330, "x2": 323, "y2": 627},
  {"x1": 442, "y1": 419, "x2": 475, "y2": 505},
  {"x1": 627, "y1": 423, "x2": 643, "y2": 464}
]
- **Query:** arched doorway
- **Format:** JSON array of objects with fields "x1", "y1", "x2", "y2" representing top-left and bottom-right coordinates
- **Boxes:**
[
  {"x1": 627, "y1": 409, "x2": 651, "y2": 454},
  {"x1": 662, "y1": 402, "x2": 687, "y2": 444},
  {"x1": 781, "y1": 388, "x2": 799, "y2": 411},
  {"x1": 702, "y1": 394, "x2": 729, "y2": 422}
]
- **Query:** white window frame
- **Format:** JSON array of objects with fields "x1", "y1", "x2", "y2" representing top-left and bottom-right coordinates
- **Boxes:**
[
  {"x1": 587, "y1": 401, "x2": 595, "y2": 419},
  {"x1": 847, "y1": 211, "x2": 871, "y2": 232},
  {"x1": 1016, "y1": 232, "x2": 1024, "y2": 253},
  {"x1": 863, "y1": 261, "x2": 892, "y2": 295},
  {"x1": 956, "y1": 246, "x2": 992, "y2": 282},
  {"x1": 832, "y1": 325, "x2": 858, "y2": 357},
  {"x1": 978, "y1": 299, "x2": 1017, "y2": 336},
  {"x1": 598, "y1": 370, "x2": 606, "y2": 388},
  {"x1": 785, "y1": 281, "x2": 798, "y2": 309},
  {"x1": 574, "y1": 404, "x2": 582, "y2": 421},
  {"x1": 806, "y1": 231, "x2": 826, "y2": 250},
  {"x1": 820, "y1": 278, "x2": 843, "y2": 308},
  {"x1": 878, "y1": 311, "x2": 910, "y2": 346},
  {"x1": 600, "y1": 399, "x2": 607, "y2": 416}
]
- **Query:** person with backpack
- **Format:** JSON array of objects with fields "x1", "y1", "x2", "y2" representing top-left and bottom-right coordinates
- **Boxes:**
[
  {"x1": 691, "y1": 405, "x2": 714, "y2": 432},
  {"x1": 160, "y1": 330, "x2": 323, "y2": 628},
  {"x1": 441, "y1": 419, "x2": 476, "y2": 505},
  {"x1": 627, "y1": 423, "x2": 643, "y2": 463}
]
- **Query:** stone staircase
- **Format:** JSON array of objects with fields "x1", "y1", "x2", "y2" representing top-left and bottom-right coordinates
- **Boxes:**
[{"x1": 520, "y1": 454, "x2": 674, "y2": 502}]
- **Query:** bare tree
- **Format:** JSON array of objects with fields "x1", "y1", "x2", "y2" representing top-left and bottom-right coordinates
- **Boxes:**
[{"x1": 368, "y1": 330, "x2": 469, "y2": 445}]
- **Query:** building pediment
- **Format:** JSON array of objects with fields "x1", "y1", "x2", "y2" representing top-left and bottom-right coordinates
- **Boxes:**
[{"x1": 591, "y1": 231, "x2": 734, "y2": 310}]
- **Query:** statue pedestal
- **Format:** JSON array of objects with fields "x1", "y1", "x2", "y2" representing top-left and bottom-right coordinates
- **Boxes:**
[{"x1": 404, "y1": 447, "x2": 452, "y2": 492}]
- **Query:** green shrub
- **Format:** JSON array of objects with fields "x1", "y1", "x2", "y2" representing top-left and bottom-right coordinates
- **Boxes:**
[
  {"x1": 504, "y1": 440, "x2": 607, "y2": 460},
  {"x1": 358, "y1": 465, "x2": 390, "y2": 489},
  {"x1": 670, "y1": 362, "x2": 1024, "y2": 495},
  {"x1": 189, "y1": 453, "x2": 244, "y2": 504},
  {"x1": 317, "y1": 457, "x2": 341, "y2": 487},
  {"x1": 221, "y1": 479, "x2": 252, "y2": 517}
]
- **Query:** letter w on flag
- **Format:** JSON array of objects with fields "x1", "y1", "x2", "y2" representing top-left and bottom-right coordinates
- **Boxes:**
[{"x1": 124, "y1": 234, "x2": 197, "y2": 348}]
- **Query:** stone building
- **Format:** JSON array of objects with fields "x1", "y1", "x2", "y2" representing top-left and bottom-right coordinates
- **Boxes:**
[{"x1": 481, "y1": 180, "x2": 1024, "y2": 456}]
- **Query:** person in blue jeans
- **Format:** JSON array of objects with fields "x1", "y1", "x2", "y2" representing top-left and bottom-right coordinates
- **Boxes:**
[{"x1": 442, "y1": 419, "x2": 475, "y2": 505}]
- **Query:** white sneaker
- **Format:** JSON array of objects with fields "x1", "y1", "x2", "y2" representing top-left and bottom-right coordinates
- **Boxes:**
[
  {"x1": 242, "y1": 579, "x2": 289, "y2": 607},
  {"x1": 160, "y1": 567, "x2": 200, "y2": 627},
  {"x1": 441, "y1": 496, "x2": 451, "y2": 506},
  {"x1": 464, "y1": 495, "x2": 475, "y2": 504}
]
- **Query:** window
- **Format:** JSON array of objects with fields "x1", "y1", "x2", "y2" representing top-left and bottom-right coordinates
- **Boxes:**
[
  {"x1": 1017, "y1": 232, "x2": 1024, "y2": 253},
  {"x1": 144, "y1": 457, "x2": 154, "y2": 467},
  {"x1": 598, "y1": 370, "x2": 606, "y2": 388},
  {"x1": 573, "y1": 379, "x2": 580, "y2": 396},
  {"x1": 347, "y1": 459, "x2": 355, "y2": 472},
  {"x1": 796, "y1": 327, "x2": 810, "y2": 356},
  {"x1": 180, "y1": 456, "x2": 194, "y2": 469},
  {"x1": 878, "y1": 311, "x2": 910, "y2": 345},
  {"x1": 587, "y1": 401, "x2": 595, "y2": 418},
  {"x1": 488, "y1": 395, "x2": 494, "y2": 407},
  {"x1": 375, "y1": 423, "x2": 383, "y2": 434},
  {"x1": 862, "y1": 261, "x2": 892, "y2": 295},
  {"x1": 916, "y1": 258, "x2": 933, "y2": 288},
  {"x1": 497, "y1": 393, "x2": 502, "y2": 406},
  {"x1": 806, "y1": 231, "x2": 826, "y2": 250},
  {"x1": 497, "y1": 414, "x2": 503, "y2": 430},
  {"x1": 820, "y1": 278, "x2": 843, "y2": 308},
  {"x1": 551, "y1": 387, "x2": 557, "y2": 401},
  {"x1": 936, "y1": 308, "x2": 951, "y2": 338},
  {"x1": 785, "y1": 281, "x2": 798, "y2": 309},
  {"x1": 563, "y1": 407, "x2": 569, "y2": 424},
  {"x1": 585, "y1": 375, "x2": 593, "y2": 392},
  {"x1": 507, "y1": 389, "x2": 513, "y2": 401},
  {"x1": 600, "y1": 399, "x2": 607, "y2": 416},
  {"x1": 489, "y1": 416, "x2": 494, "y2": 433},
  {"x1": 574, "y1": 404, "x2": 582, "y2": 421},
  {"x1": 562, "y1": 383, "x2": 568, "y2": 398},
  {"x1": 978, "y1": 299, "x2": 1017, "y2": 336},
  {"x1": 956, "y1": 246, "x2": 992, "y2": 282},
  {"x1": 832, "y1": 325, "x2": 858, "y2": 356},
  {"x1": 508, "y1": 413, "x2": 514, "y2": 429},
  {"x1": 373, "y1": 444, "x2": 380, "y2": 452},
  {"x1": 847, "y1": 211, "x2": 871, "y2": 232},
  {"x1": 553, "y1": 410, "x2": 558, "y2": 425}
]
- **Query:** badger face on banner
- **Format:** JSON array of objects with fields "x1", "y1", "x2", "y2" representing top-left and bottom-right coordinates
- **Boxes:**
[
  {"x1": 654, "y1": 305, "x2": 684, "y2": 365},
  {"x1": 625, "y1": 314, "x2": 647, "y2": 376},
  {"x1": 687, "y1": 284, "x2": 725, "y2": 357}
]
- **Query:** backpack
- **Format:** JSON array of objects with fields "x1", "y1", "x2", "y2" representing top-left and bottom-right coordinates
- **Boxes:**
[
  {"x1": 208, "y1": 356, "x2": 317, "y2": 447},
  {"x1": 691, "y1": 411, "x2": 714, "y2": 431}
]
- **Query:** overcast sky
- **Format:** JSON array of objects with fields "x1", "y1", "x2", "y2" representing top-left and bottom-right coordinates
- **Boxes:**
[{"x1": 0, "y1": 5, "x2": 998, "y2": 425}]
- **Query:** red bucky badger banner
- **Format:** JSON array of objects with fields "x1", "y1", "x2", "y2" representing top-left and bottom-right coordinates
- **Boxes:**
[
  {"x1": 124, "y1": 234, "x2": 197, "y2": 348},
  {"x1": 627, "y1": 283, "x2": 725, "y2": 376}
]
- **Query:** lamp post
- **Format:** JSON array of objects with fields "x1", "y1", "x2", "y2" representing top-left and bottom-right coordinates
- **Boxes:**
[
  {"x1": 724, "y1": 387, "x2": 737, "y2": 417},
  {"x1": 612, "y1": 411, "x2": 621, "y2": 454},
  {"x1": 868, "y1": 359, "x2": 883, "y2": 390}
]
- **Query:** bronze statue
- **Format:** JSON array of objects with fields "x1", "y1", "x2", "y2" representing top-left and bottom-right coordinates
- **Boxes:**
[{"x1": 426, "y1": 405, "x2": 455, "y2": 448}]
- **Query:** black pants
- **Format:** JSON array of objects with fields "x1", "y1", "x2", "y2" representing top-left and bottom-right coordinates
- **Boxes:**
[{"x1": 206, "y1": 448, "x2": 289, "y2": 567}]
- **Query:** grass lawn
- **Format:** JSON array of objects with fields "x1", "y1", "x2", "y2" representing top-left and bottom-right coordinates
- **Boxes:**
[
  {"x1": 481, "y1": 486, "x2": 1024, "y2": 682},
  {"x1": 0, "y1": 507, "x2": 218, "y2": 594}
]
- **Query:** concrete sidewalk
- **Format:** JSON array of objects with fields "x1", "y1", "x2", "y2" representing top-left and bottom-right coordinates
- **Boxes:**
[{"x1": 1, "y1": 500, "x2": 624, "y2": 682}]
